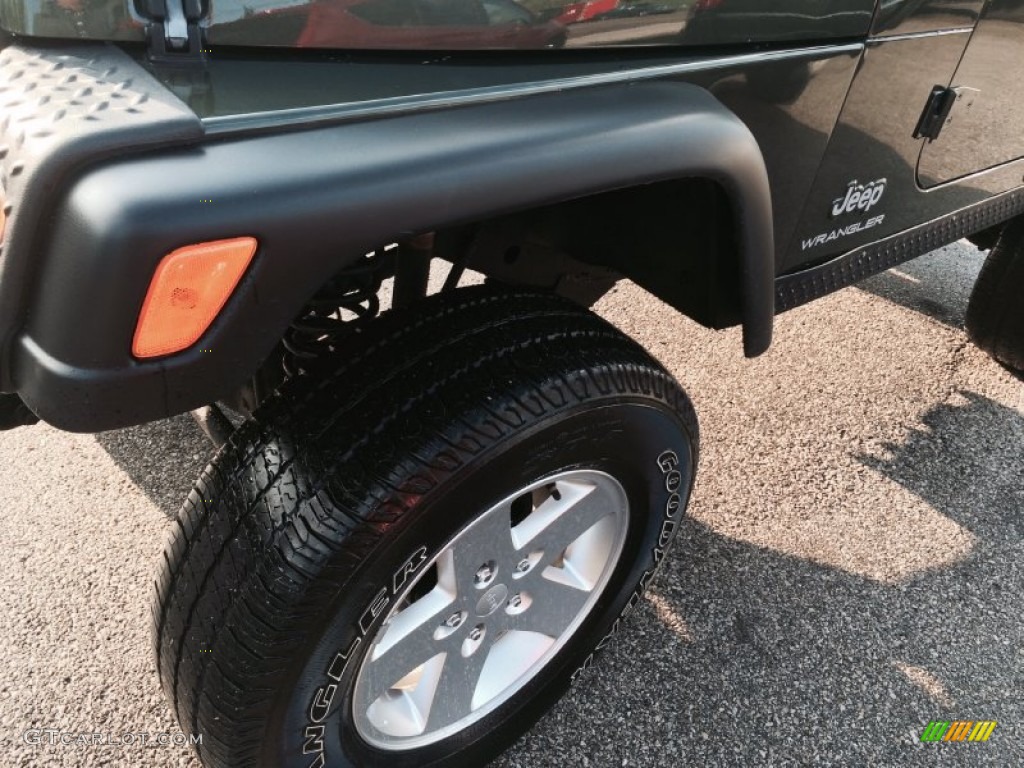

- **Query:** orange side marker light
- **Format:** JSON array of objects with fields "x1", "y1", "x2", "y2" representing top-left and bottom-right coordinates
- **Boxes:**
[{"x1": 133, "y1": 237, "x2": 257, "y2": 359}]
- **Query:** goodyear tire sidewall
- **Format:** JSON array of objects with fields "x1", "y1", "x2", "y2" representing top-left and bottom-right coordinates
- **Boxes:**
[{"x1": 269, "y1": 399, "x2": 696, "y2": 768}]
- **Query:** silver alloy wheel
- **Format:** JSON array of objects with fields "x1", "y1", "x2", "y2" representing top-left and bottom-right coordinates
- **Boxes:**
[{"x1": 351, "y1": 469, "x2": 630, "y2": 750}]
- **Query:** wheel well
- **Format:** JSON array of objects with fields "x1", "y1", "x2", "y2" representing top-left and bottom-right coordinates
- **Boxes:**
[
  {"x1": 224, "y1": 178, "x2": 740, "y2": 417},
  {"x1": 435, "y1": 178, "x2": 742, "y2": 330}
]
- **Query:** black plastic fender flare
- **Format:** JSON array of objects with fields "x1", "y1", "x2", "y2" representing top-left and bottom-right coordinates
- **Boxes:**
[{"x1": 16, "y1": 80, "x2": 774, "y2": 431}]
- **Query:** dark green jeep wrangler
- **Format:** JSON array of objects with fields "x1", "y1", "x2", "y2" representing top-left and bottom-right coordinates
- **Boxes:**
[{"x1": 0, "y1": 0, "x2": 1021, "y2": 765}]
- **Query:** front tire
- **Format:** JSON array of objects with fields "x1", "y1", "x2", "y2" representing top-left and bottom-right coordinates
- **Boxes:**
[{"x1": 152, "y1": 286, "x2": 698, "y2": 768}]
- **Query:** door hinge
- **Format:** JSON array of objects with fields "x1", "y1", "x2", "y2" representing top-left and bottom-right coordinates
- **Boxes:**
[
  {"x1": 137, "y1": 0, "x2": 207, "y2": 64},
  {"x1": 913, "y1": 85, "x2": 957, "y2": 142},
  {"x1": 913, "y1": 84, "x2": 980, "y2": 142}
]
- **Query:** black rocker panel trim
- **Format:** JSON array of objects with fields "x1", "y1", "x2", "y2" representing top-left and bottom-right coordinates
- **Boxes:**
[
  {"x1": 13, "y1": 81, "x2": 774, "y2": 432},
  {"x1": 775, "y1": 186, "x2": 1024, "y2": 313}
]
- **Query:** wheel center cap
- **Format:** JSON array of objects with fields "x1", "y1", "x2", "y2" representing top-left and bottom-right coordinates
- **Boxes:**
[{"x1": 475, "y1": 583, "x2": 508, "y2": 617}]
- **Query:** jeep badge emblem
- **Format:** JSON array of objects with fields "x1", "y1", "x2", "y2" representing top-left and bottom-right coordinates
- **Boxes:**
[
  {"x1": 832, "y1": 178, "x2": 887, "y2": 218},
  {"x1": 476, "y1": 584, "x2": 509, "y2": 617}
]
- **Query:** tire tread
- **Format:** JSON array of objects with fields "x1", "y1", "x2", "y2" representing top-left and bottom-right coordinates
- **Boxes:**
[{"x1": 966, "y1": 217, "x2": 1024, "y2": 374}]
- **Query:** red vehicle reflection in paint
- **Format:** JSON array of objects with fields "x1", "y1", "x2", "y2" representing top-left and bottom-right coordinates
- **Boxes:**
[
  {"x1": 554, "y1": 0, "x2": 619, "y2": 25},
  {"x1": 212, "y1": 0, "x2": 568, "y2": 50}
]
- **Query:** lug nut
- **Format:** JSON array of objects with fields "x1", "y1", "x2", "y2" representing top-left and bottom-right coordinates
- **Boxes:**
[
  {"x1": 506, "y1": 592, "x2": 530, "y2": 615},
  {"x1": 461, "y1": 624, "x2": 487, "y2": 657},
  {"x1": 474, "y1": 563, "x2": 495, "y2": 586},
  {"x1": 443, "y1": 612, "x2": 464, "y2": 629}
]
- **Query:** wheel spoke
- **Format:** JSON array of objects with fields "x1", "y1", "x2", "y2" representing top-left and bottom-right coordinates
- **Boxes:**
[
  {"x1": 447, "y1": 503, "x2": 517, "y2": 594},
  {"x1": 422, "y1": 637, "x2": 491, "y2": 733},
  {"x1": 512, "y1": 478, "x2": 616, "y2": 557},
  {"x1": 360, "y1": 587, "x2": 455, "y2": 704},
  {"x1": 510, "y1": 577, "x2": 592, "y2": 639}
]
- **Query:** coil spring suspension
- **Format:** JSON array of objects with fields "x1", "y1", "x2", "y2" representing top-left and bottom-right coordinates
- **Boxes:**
[{"x1": 282, "y1": 250, "x2": 391, "y2": 377}]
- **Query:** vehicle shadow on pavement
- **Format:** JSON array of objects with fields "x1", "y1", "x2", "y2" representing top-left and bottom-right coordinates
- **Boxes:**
[
  {"x1": 859, "y1": 390, "x2": 1024, "y2": 541},
  {"x1": 855, "y1": 243, "x2": 986, "y2": 331},
  {"x1": 498, "y1": 391, "x2": 1022, "y2": 768},
  {"x1": 93, "y1": 413, "x2": 213, "y2": 519}
]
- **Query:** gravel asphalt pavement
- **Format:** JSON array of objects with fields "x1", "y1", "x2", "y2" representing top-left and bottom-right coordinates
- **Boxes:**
[{"x1": 0, "y1": 241, "x2": 1020, "y2": 767}]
